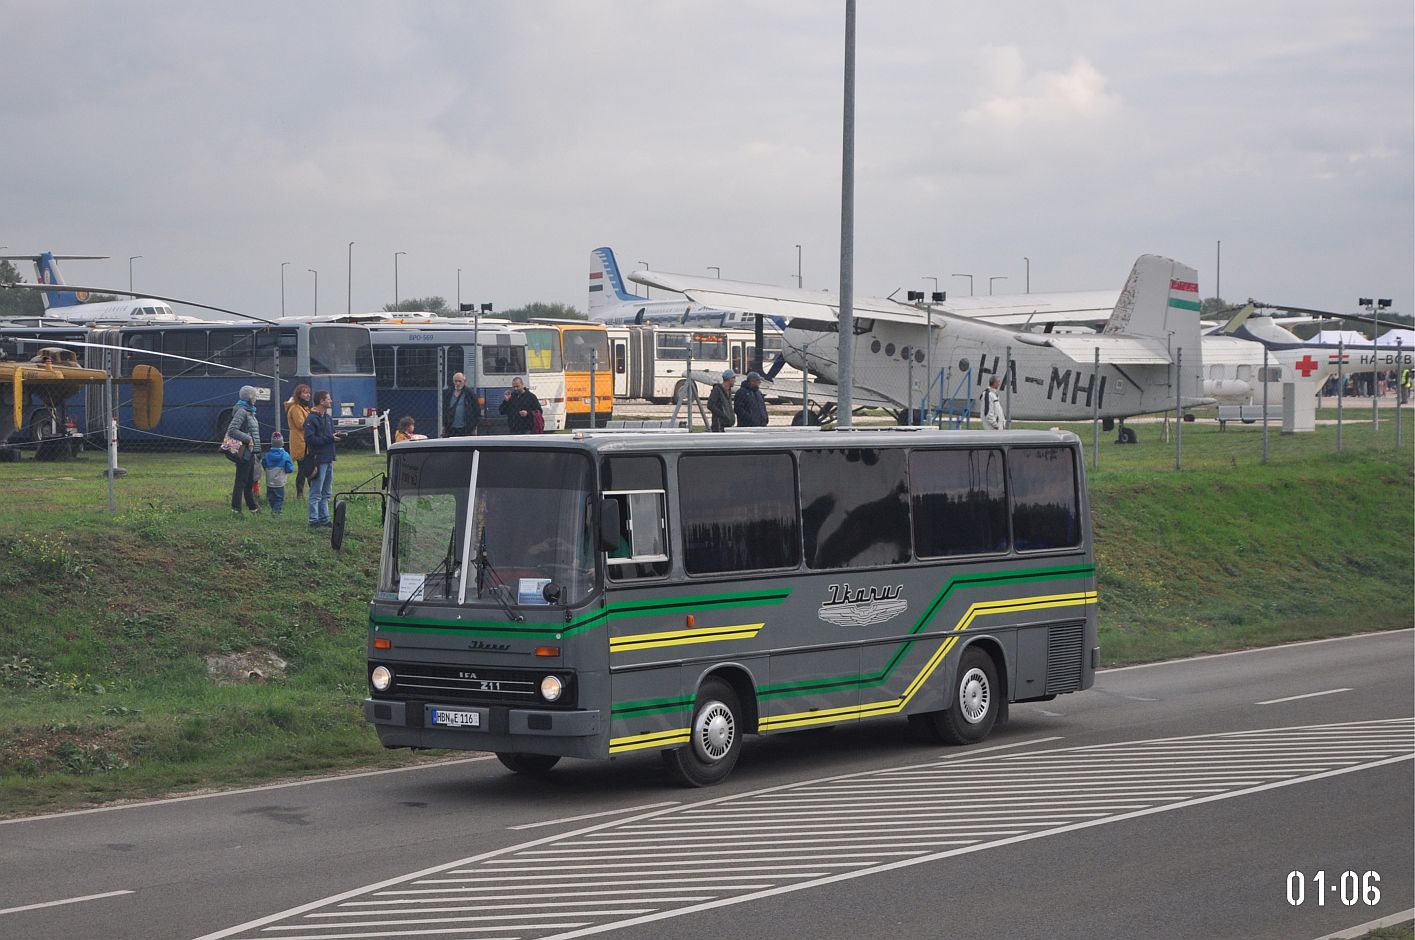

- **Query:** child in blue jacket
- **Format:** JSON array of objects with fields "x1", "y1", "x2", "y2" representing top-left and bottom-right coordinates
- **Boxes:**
[{"x1": 262, "y1": 432, "x2": 297, "y2": 515}]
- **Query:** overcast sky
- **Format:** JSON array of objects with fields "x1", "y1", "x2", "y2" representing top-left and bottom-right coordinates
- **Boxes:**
[{"x1": 4, "y1": 1, "x2": 1411, "y2": 319}]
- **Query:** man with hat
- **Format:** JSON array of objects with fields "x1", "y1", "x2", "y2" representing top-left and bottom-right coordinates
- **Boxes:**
[
  {"x1": 707, "y1": 369, "x2": 736, "y2": 432},
  {"x1": 733, "y1": 371, "x2": 769, "y2": 428}
]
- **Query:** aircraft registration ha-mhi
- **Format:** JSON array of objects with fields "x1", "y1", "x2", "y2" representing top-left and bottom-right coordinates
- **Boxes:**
[
  {"x1": 633, "y1": 254, "x2": 1209, "y2": 439},
  {"x1": 0, "y1": 252, "x2": 187, "y2": 322}
]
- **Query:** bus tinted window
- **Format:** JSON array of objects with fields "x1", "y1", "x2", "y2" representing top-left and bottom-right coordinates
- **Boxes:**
[
  {"x1": 800, "y1": 448, "x2": 910, "y2": 570},
  {"x1": 522, "y1": 329, "x2": 561, "y2": 372},
  {"x1": 910, "y1": 448, "x2": 1009, "y2": 557},
  {"x1": 1010, "y1": 446, "x2": 1081, "y2": 551},
  {"x1": 164, "y1": 331, "x2": 209, "y2": 377},
  {"x1": 209, "y1": 330, "x2": 256, "y2": 376},
  {"x1": 396, "y1": 346, "x2": 438, "y2": 388},
  {"x1": 372, "y1": 346, "x2": 396, "y2": 389},
  {"x1": 680, "y1": 453, "x2": 799, "y2": 574},
  {"x1": 483, "y1": 344, "x2": 526, "y2": 375},
  {"x1": 655, "y1": 332, "x2": 690, "y2": 360},
  {"x1": 254, "y1": 329, "x2": 298, "y2": 378},
  {"x1": 125, "y1": 331, "x2": 163, "y2": 372},
  {"x1": 563, "y1": 330, "x2": 610, "y2": 371},
  {"x1": 310, "y1": 326, "x2": 375, "y2": 374},
  {"x1": 446, "y1": 345, "x2": 463, "y2": 377}
]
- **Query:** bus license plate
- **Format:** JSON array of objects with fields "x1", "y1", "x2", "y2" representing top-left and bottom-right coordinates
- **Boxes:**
[{"x1": 431, "y1": 708, "x2": 481, "y2": 729}]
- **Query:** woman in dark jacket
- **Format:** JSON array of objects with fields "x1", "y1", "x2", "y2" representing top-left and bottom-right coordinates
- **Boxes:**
[
  {"x1": 227, "y1": 385, "x2": 262, "y2": 514},
  {"x1": 498, "y1": 377, "x2": 543, "y2": 434}
]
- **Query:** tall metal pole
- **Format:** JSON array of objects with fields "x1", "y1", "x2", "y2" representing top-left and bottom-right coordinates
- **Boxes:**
[
  {"x1": 104, "y1": 371, "x2": 117, "y2": 513},
  {"x1": 1371, "y1": 301, "x2": 1380, "y2": 431},
  {"x1": 590, "y1": 349, "x2": 598, "y2": 430},
  {"x1": 989, "y1": 276, "x2": 1007, "y2": 295},
  {"x1": 1004, "y1": 344, "x2": 1012, "y2": 430},
  {"x1": 394, "y1": 251, "x2": 405, "y2": 308},
  {"x1": 280, "y1": 261, "x2": 289, "y2": 317},
  {"x1": 1396, "y1": 340, "x2": 1404, "y2": 450},
  {"x1": 952, "y1": 274, "x2": 973, "y2": 296},
  {"x1": 926, "y1": 307, "x2": 934, "y2": 421},
  {"x1": 309, "y1": 269, "x2": 318, "y2": 315},
  {"x1": 1336, "y1": 338, "x2": 1345, "y2": 453},
  {"x1": 1215, "y1": 240, "x2": 1221, "y2": 302},
  {"x1": 795, "y1": 245, "x2": 803, "y2": 288},
  {"x1": 1091, "y1": 347, "x2": 1100, "y2": 471},
  {"x1": 1261, "y1": 346, "x2": 1269, "y2": 464},
  {"x1": 1024, "y1": 257, "x2": 1030, "y2": 294},
  {"x1": 128, "y1": 255, "x2": 142, "y2": 293},
  {"x1": 347, "y1": 241, "x2": 354, "y2": 315},
  {"x1": 836, "y1": 0, "x2": 856, "y2": 428},
  {"x1": 456, "y1": 268, "x2": 461, "y2": 312},
  {"x1": 473, "y1": 306, "x2": 481, "y2": 431},
  {"x1": 1174, "y1": 348, "x2": 1183, "y2": 470}
]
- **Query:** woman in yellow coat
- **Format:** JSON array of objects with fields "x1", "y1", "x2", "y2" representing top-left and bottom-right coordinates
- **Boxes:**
[{"x1": 284, "y1": 383, "x2": 314, "y2": 499}]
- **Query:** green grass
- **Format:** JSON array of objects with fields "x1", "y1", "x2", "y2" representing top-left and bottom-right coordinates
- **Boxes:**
[{"x1": 0, "y1": 418, "x2": 1410, "y2": 815}]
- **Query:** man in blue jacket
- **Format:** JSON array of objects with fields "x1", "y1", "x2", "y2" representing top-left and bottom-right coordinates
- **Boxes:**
[
  {"x1": 733, "y1": 371, "x2": 769, "y2": 428},
  {"x1": 302, "y1": 390, "x2": 343, "y2": 528}
]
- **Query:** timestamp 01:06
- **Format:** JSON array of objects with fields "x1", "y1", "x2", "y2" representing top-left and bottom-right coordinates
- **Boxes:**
[{"x1": 1286, "y1": 871, "x2": 1381, "y2": 907}]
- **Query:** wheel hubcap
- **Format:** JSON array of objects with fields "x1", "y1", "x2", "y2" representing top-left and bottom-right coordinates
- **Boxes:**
[
  {"x1": 694, "y1": 701, "x2": 735, "y2": 762},
  {"x1": 959, "y1": 667, "x2": 990, "y2": 724}
]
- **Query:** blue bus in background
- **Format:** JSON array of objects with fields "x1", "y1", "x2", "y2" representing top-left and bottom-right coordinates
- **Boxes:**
[
  {"x1": 368, "y1": 323, "x2": 528, "y2": 437},
  {"x1": 108, "y1": 321, "x2": 377, "y2": 444},
  {"x1": 0, "y1": 320, "x2": 376, "y2": 448}
]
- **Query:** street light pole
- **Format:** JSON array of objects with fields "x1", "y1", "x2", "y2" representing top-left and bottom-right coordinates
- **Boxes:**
[
  {"x1": 394, "y1": 251, "x2": 406, "y2": 307},
  {"x1": 308, "y1": 269, "x2": 318, "y2": 316},
  {"x1": 795, "y1": 245, "x2": 803, "y2": 288},
  {"x1": 280, "y1": 261, "x2": 289, "y2": 317},
  {"x1": 989, "y1": 276, "x2": 1008, "y2": 295},
  {"x1": 456, "y1": 267, "x2": 461, "y2": 312},
  {"x1": 923, "y1": 277, "x2": 938, "y2": 423},
  {"x1": 1024, "y1": 256, "x2": 1030, "y2": 293},
  {"x1": 347, "y1": 241, "x2": 354, "y2": 315},
  {"x1": 128, "y1": 255, "x2": 142, "y2": 293},
  {"x1": 952, "y1": 273, "x2": 973, "y2": 296}
]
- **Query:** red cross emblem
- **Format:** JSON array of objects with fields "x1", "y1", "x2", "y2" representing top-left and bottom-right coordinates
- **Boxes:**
[{"x1": 1294, "y1": 354, "x2": 1318, "y2": 377}]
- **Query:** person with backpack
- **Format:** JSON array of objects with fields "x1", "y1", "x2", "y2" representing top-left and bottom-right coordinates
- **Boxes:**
[{"x1": 499, "y1": 377, "x2": 544, "y2": 434}]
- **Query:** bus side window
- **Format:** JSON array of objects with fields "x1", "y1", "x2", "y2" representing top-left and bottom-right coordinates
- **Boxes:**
[
  {"x1": 1009, "y1": 446, "x2": 1081, "y2": 551},
  {"x1": 910, "y1": 448, "x2": 1009, "y2": 558},
  {"x1": 603, "y1": 456, "x2": 670, "y2": 580},
  {"x1": 679, "y1": 453, "x2": 799, "y2": 575}
]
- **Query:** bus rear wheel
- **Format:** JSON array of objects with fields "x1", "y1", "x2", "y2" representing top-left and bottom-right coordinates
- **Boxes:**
[
  {"x1": 663, "y1": 677, "x2": 742, "y2": 787},
  {"x1": 913, "y1": 647, "x2": 999, "y2": 745},
  {"x1": 495, "y1": 752, "x2": 561, "y2": 775}
]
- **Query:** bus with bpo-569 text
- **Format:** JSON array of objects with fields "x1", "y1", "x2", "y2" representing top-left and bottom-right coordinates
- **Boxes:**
[{"x1": 359, "y1": 426, "x2": 1097, "y2": 786}]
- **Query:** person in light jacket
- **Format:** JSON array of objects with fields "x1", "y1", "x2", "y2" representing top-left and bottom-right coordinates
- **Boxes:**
[
  {"x1": 227, "y1": 385, "x2": 262, "y2": 514},
  {"x1": 981, "y1": 377, "x2": 1006, "y2": 430}
]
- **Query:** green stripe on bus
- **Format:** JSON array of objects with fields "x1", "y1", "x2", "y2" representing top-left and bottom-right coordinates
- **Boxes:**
[{"x1": 757, "y1": 564, "x2": 1093, "y2": 700}]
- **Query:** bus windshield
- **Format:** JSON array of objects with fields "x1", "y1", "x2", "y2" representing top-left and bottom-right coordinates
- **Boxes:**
[
  {"x1": 562, "y1": 330, "x2": 610, "y2": 371},
  {"x1": 382, "y1": 449, "x2": 595, "y2": 608},
  {"x1": 311, "y1": 325, "x2": 375, "y2": 374}
]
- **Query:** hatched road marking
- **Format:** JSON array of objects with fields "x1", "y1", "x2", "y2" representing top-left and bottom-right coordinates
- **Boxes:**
[{"x1": 196, "y1": 718, "x2": 1414, "y2": 940}]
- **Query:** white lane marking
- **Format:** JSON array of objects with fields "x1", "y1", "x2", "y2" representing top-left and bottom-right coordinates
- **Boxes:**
[
  {"x1": 0, "y1": 889, "x2": 134, "y2": 916},
  {"x1": 541, "y1": 754, "x2": 1415, "y2": 940},
  {"x1": 507, "y1": 800, "x2": 679, "y2": 830},
  {"x1": 1257, "y1": 688, "x2": 1353, "y2": 705},
  {"x1": 0, "y1": 756, "x2": 495, "y2": 826},
  {"x1": 1310, "y1": 907, "x2": 1415, "y2": 940},
  {"x1": 1102, "y1": 628, "x2": 1412, "y2": 673}
]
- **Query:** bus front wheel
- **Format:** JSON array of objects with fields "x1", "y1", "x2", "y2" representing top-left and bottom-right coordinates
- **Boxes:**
[
  {"x1": 663, "y1": 677, "x2": 742, "y2": 787},
  {"x1": 913, "y1": 647, "x2": 999, "y2": 745},
  {"x1": 495, "y1": 752, "x2": 561, "y2": 775}
]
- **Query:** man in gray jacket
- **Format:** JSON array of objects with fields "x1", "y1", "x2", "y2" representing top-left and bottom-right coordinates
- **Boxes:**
[{"x1": 707, "y1": 370, "x2": 736, "y2": 432}]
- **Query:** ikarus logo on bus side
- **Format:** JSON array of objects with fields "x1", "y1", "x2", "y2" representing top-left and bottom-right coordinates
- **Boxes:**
[{"x1": 818, "y1": 582, "x2": 908, "y2": 627}]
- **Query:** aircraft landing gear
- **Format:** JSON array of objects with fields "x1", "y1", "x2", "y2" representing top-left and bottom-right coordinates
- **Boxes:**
[{"x1": 1115, "y1": 422, "x2": 1137, "y2": 445}]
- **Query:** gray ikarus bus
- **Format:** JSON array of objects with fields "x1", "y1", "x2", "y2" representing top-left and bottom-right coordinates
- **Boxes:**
[{"x1": 361, "y1": 427, "x2": 1097, "y2": 786}]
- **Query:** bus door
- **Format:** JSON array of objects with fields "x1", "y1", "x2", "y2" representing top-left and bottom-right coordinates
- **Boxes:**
[
  {"x1": 611, "y1": 335, "x2": 629, "y2": 399},
  {"x1": 729, "y1": 339, "x2": 748, "y2": 377}
]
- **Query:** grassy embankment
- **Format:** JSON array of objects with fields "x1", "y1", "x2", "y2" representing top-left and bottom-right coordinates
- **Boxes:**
[{"x1": 0, "y1": 416, "x2": 1410, "y2": 815}]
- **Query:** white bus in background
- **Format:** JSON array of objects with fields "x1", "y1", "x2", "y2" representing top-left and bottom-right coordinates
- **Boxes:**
[{"x1": 607, "y1": 324, "x2": 806, "y2": 404}]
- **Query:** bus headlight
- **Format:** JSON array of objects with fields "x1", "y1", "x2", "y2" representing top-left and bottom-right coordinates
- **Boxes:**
[
  {"x1": 371, "y1": 666, "x2": 393, "y2": 692},
  {"x1": 539, "y1": 675, "x2": 564, "y2": 702}
]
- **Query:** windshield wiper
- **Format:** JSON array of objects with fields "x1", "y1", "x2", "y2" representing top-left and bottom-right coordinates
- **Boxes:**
[
  {"x1": 397, "y1": 530, "x2": 457, "y2": 617},
  {"x1": 475, "y1": 529, "x2": 524, "y2": 623}
]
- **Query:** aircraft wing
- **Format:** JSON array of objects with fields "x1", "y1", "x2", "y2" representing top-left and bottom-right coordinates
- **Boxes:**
[
  {"x1": 940, "y1": 289, "x2": 1120, "y2": 326},
  {"x1": 632, "y1": 272, "x2": 929, "y2": 326},
  {"x1": 1037, "y1": 333, "x2": 1172, "y2": 365}
]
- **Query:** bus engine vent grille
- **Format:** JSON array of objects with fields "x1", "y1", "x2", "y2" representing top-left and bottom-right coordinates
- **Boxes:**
[{"x1": 1046, "y1": 622, "x2": 1085, "y2": 694}]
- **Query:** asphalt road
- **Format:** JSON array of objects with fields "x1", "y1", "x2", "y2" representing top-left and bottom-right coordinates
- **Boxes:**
[{"x1": 2, "y1": 630, "x2": 1410, "y2": 940}]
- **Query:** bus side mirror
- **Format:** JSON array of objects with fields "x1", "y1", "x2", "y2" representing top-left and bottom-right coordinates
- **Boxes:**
[
  {"x1": 598, "y1": 498, "x2": 621, "y2": 552},
  {"x1": 331, "y1": 499, "x2": 348, "y2": 551}
]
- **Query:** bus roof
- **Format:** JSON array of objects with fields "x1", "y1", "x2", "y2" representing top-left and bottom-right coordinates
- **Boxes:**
[{"x1": 389, "y1": 426, "x2": 1082, "y2": 457}]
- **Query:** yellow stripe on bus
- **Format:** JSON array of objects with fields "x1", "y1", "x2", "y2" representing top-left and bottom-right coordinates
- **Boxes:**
[
  {"x1": 610, "y1": 623, "x2": 765, "y2": 654},
  {"x1": 609, "y1": 727, "x2": 692, "y2": 753},
  {"x1": 758, "y1": 591, "x2": 1097, "y2": 732}
]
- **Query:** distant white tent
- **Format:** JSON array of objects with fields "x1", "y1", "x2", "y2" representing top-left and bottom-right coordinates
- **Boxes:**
[
  {"x1": 1307, "y1": 329, "x2": 1369, "y2": 346},
  {"x1": 1375, "y1": 328, "x2": 1415, "y2": 348}
]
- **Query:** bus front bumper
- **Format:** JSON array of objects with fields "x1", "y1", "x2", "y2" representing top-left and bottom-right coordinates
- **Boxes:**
[{"x1": 363, "y1": 698, "x2": 602, "y2": 758}]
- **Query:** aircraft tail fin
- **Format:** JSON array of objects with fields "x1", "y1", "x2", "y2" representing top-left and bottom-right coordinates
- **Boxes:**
[
  {"x1": 0, "y1": 252, "x2": 108, "y2": 309},
  {"x1": 589, "y1": 247, "x2": 646, "y2": 311},
  {"x1": 1103, "y1": 254, "x2": 1203, "y2": 384}
]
